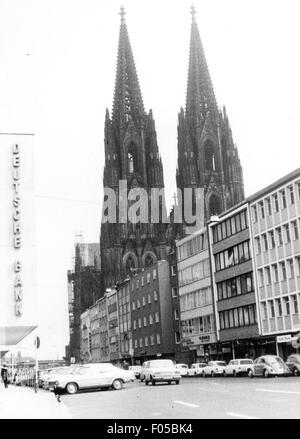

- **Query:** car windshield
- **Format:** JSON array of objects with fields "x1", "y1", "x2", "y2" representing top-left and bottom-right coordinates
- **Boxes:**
[
  {"x1": 270, "y1": 357, "x2": 284, "y2": 365},
  {"x1": 149, "y1": 360, "x2": 173, "y2": 368},
  {"x1": 216, "y1": 362, "x2": 226, "y2": 366},
  {"x1": 240, "y1": 360, "x2": 253, "y2": 365}
]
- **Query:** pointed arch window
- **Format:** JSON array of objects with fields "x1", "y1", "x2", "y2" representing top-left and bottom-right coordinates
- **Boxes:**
[
  {"x1": 209, "y1": 194, "x2": 221, "y2": 216},
  {"x1": 144, "y1": 254, "x2": 155, "y2": 268},
  {"x1": 125, "y1": 254, "x2": 136, "y2": 272},
  {"x1": 127, "y1": 142, "x2": 138, "y2": 174},
  {"x1": 204, "y1": 140, "x2": 216, "y2": 171}
]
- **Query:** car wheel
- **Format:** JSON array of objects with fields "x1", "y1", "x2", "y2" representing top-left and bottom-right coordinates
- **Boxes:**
[
  {"x1": 152, "y1": 380, "x2": 156, "y2": 385},
  {"x1": 233, "y1": 370, "x2": 237, "y2": 377},
  {"x1": 112, "y1": 379, "x2": 123, "y2": 390},
  {"x1": 65, "y1": 382, "x2": 78, "y2": 395},
  {"x1": 248, "y1": 370, "x2": 254, "y2": 378},
  {"x1": 263, "y1": 369, "x2": 269, "y2": 378},
  {"x1": 211, "y1": 371, "x2": 214, "y2": 378},
  {"x1": 168, "y1": 381, "x2": 171, "y2": 385},
  {"x1": 145, "y1": 379, "x2": 149, "y2": 386},
  {"x1": 293, "y1": 368, "x2": 299, "y2": 377},
  {"x1": 176, "y1": 380, "x2": 180, "y2": 385}
]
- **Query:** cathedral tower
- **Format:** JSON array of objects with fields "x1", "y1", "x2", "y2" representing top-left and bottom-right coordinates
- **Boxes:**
[
  {"x1": 100, "y1": 7, "x2": 167, "y2": 290},
  {"x1": 176, "y1": 6, "x2": 244, "y2": 233}
]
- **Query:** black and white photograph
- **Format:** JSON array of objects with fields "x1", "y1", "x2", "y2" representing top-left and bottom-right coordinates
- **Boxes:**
[{"x1": 0, "y1": 0, "x2": 300, "y2": 422}]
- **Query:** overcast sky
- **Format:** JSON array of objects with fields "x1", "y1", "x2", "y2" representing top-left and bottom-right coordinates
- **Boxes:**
[{"x1": 1, "y1": 0, "x2": 300, "y2": 359}]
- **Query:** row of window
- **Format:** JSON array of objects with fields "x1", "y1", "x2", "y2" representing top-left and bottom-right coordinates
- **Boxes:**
[
  {"x1": 133, "y1": 312, "x2": 160, "y2": 329},
  {"x1": 132, "y1": 291, "x2": 158, "y2": 310},
  {"x1": 258, "y1": 256, "x2": 300, "y2": 286},
  {"x1": 180, "y1": 286, "x2": 212, "y2": 312},
  {"x1": 254, "y1": 219, "x2": 299, "y2": 254},
  {"x1": 181, "y1": 314, "x2": 215, "y2": 337},
  {"x1": 212, "y1": 210, "x2": 248, "y2": 244},
  {"x1": 134, "y1": 333, "x2": 161, "y2": 348},
  {"x1": 252, "y1": 182, "x2": 300, "y2": 222},
  {"x1": 177, "y1": 232, "x2": 208, "y2": 262},
  {"x1": 178, "y1": 259, "x2": 210, "y2": 286},
  {"x1": 215, "y1": 240, "x2": 252, "y2": 272},
  {"x1": 131, "y1": 269, "x2": 157, "y2": 291},
  {"x1": 219, "y1": 304, "x2": 257, "y2": 330},
  {"x1": 217, "y1": 272, "x2": 254, "y2": 301},
  {"x1": 261, "y1": 294, "x2": 299, "y2": 319}
]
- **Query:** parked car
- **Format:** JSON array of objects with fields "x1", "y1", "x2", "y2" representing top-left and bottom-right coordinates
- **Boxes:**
[
  {"x1": 174, "y1": 364, "x2": 189, "y2": 376},
  {"x1": 140, "y1": 361, "x2": 150, "y2": 382},
  {"x1": 203, "y1": 361, "x2": 227, "y2": 377},
  {"x1": 48, "y1": 363, "x2": 134, "y2": 394},
  {"x1": 225, "y1": 359, "x2": 254, "y2": 377},
  {"x1": 41, "y1": 367, "x2": 68, "y2": 389},
  {"x1": 128, "y1": 365, "x2": 142, "y2": 379},
  {"x1": 249, "y1": 355, "x2": 290, "y2": 378},
  {"x1": 285, "y1": 354, "x2": 300, "y2": 376},
  {"x1": 143, "y1": 359, "x2": 181, "y2": 385},
  {"x1": 187, "y1": 363, "x2": 206, "y2": 376}
]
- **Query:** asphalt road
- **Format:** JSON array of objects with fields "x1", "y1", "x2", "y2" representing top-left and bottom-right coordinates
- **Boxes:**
[{"x1": 60, "y1": 376, "x2": 300, "y2": 419}]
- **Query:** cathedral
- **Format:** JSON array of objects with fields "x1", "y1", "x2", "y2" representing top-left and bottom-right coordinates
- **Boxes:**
[{"x1": 100, "y1": 6, "x2": 245, "y2": 289}]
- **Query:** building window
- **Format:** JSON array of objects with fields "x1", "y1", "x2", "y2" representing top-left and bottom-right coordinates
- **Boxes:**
[
  {"x1": 262, "y1": 233, "x2": 268, "y2": 251},
  {"x1": 276, "y1": 227, "x2": 283, "y2": 246},
  {"x1": 258, "y1": 269, "x2": 264, "y2": 287},
  {"x1": 172, "y1": 287, "x2": 177, "y2": 298},
  {"x1": 292, "y1": 220, "x2": 299, "y2": 241},
  {"x1": 174, "y1": 309, "x2": 179, "y2": 320},
  {"x1": 150, "y1": 335, "x2": 155, "y2": 346},
  {"x1": 266, "y1": 197, "x2": 272, "y2": 216},
  {"x1": 142, "y1": 296, "x2": 146, "y2": 306},
  {"x1": 280, "y1": 189, "x2": 287, "y2": 209},
  {"x1": 148, "y1": 293, "x2": 151, "y2": 304},
  {"x1": 137, "y1": 299, "x2": 141, "y2": 309},
  {"x1": 145, "y1": 336, "x2": 148, "y2": 347},
  {"x1": 136, "y1": 279, "x2": 139, "y2": 289},
  {"x1": 276, "y1": 298, "x2": 283, "y2": 317},
  {"x1": 153, "y1": 268, "x2": 157, "y2": 280},
  {"x1": 265, "y1": 267, "x2": 271, "y2": 285},
  {"x1": 284, "y1": 297, "x2": 290, "y2": 316},
  {"x1": 292, "y1": 295, "x2": 298, "y2": 314},
  {"x1": 259, "y1": 201, "x2": 265, "y2": 219},
  {"x1": 155, "y1": 312, "x2": 160, "y2": 323},
  {"x1": 132, "y1": 301, "x2": 136, "y2": 311},
  {"x1": 175, "y1": 332, "x2": 181, "y2": 344},
  {"x1": 171, "y1": 265, "x2": 176, "y2": 276},
  {"x1": 287, "y1": 259, "x2": 295, "y2": 278},
  {"x1": 280, "y1": 261, "x2": 287, "y2": 281},
  {"x1": 273, "y1": 193, "x2": 279, "y2": 213},
  {"x1": 284, "y1": 224, "x2": 291, "y2": 243},
  {"x1": 269, "y1": 231, "x2": 275, "y2": 249},
  {"x1": 272, "y1": 264, "x2": 279, "y2": 283},
  {"x1": 156, "y1": 334, "x2": 161, "y2": 345},
  {"x1": 143, "y1": 316, "x2": 147, "y2": 327},
  {"x1": 147, "y1": 273, "x2": 151, "y2": 283},
  {"x1": 139, "y1": 338, "x2": 143, "y2": 348},
  {"x1": 262, "y1": 302, "x2": 267, "y2": 320},
  {"x1": 297, "y1": 256, "x2": 300, "y2": 276},
  {"x1": 255, "y1": 237, "x2": 261, "y2": 254},
  {"x1": 252, "y1": 205, "x2": 258, "y2": 223},
  {"x1": 141, "y1": 277, "x2": 144, "y2": 287},
  {"x1": 154, "y1": 290, "x2": 158, "y2": 301},
  {"x1": 138, "y1": 318, "x2": 141, "y2": 328},
  {"x1": 149, "y1": 314, "x2": 153, "y2": 325},
  {"x1": 133, "y1": 320, "x2": 136, "y2": 330},
  {"x1": 268, "y1": 300, "x2": 275, "y2": 318},
  {"x1": 134, "y1": 339, "x2": 138, "y2": 349},
  {"x1": 288, "y1": 185, "x2": 295, "y2": 205}
]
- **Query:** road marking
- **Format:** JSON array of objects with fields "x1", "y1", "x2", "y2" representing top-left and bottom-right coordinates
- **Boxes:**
[
  {"x1": 256, "y1": 388, "x2": 300, "y2": 395},
  {"x1": 227, "y1": 412, "x2": 260, "y2": 419},
  {"x1": 173, "y1": 400, "x2": 199, "y2": 408}
]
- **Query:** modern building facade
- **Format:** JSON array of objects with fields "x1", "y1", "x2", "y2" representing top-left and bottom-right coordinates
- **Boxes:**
[
  {"x1": 177, "y1": 228, "x2": 217, "y2": 361},
  {"x1": 117, "y1": 279, "x2": 133, "y2": 364},
  {"x1": 130, "y1": 261, "x2": 175, "y2": 363},
  {"x1": 249, "y1": 168, "x2": 300, "y2": 358},
  {"x1": 106, "y1": 288, "x2": 120, "y2": 363},
  {"x1": 176, "y1": 7, "x2": 244, "y2": 234}
]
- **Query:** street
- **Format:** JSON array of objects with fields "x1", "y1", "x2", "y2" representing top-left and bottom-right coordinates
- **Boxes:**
[{"x1": 58, "y1": 376, "x2": 300, "y2": 419}]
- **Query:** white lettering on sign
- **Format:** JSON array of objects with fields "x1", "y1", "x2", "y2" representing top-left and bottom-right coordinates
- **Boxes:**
[
  {"x1": 276, "y1": 334, "x2": 292, "y2": 343},
  {"x1": 12, "y1": 144, "x2": 23, "y2": 317}
]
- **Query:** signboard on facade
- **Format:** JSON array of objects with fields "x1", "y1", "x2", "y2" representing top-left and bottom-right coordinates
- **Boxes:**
[{"x1": 276, "y1": 334, "x2": 292, "y2": 343}]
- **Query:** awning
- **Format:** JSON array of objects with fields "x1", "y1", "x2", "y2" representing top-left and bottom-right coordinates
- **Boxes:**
[{"x1": 0, "y1": 326, "x2": 37, "y2": 347}]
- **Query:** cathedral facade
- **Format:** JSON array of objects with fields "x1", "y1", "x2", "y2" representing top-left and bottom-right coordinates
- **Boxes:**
[
  {"x1": 176, "y1": 7, "x2": 244, "y2": 233},
  {"x1": 100, "y1": 8, "x2": 168, "y2": 290}
]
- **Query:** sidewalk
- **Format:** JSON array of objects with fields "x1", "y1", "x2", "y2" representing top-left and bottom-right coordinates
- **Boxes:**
[{"x1": 0, "y1": 385, "x2": 72, "y2": 419}]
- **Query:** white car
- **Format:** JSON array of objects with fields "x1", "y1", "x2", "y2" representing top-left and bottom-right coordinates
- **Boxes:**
[
  {"x1": 225, "y1": 359, "x2": 254, "y2": 377},
  {"x1": 174, "y1": 364, "x2": 189, "y2": 376},
  {"x1": 48, "y1": 363, "x2": 134, "y2": 394},
  {"x1": 187, "y1": 363, "x2": 206, "y2": 376},
  {"x1": 203, "y1": 361, "x2": 227, "y2": 377},
  {"x1": 144, "y1": 360, "x2": 181, "y2": 385}
]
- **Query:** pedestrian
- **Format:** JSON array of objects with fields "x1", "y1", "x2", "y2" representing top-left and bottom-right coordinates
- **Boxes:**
[{"x1": 1, "y1": 363, "x2": 9, "y2": 388}]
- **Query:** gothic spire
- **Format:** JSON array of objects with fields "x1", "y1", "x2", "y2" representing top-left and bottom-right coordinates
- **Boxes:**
[
  {"x1": 185, "y1": 5, "x2": 218, "y2": 124},
  {"x1": 112, "y1": 6, "x2": 145, "y2": 130}
]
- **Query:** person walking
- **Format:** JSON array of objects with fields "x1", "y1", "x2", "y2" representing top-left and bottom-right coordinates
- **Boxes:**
[{"x1": 1, "y1": 363, "x2": 9, "y2": 388}]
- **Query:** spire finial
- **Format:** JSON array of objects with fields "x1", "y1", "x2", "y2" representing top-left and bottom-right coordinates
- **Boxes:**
[
  {"x1": 190, "y1": 4, "x2": 197, "y2": 22},
  {"x1": 119, "y1": 5, "x2": 126, "y2": 23}
]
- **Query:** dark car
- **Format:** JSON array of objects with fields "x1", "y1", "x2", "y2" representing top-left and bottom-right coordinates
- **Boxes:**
[{"x1": 285, "y1": 354, "x2": 300, "y2": 376}]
